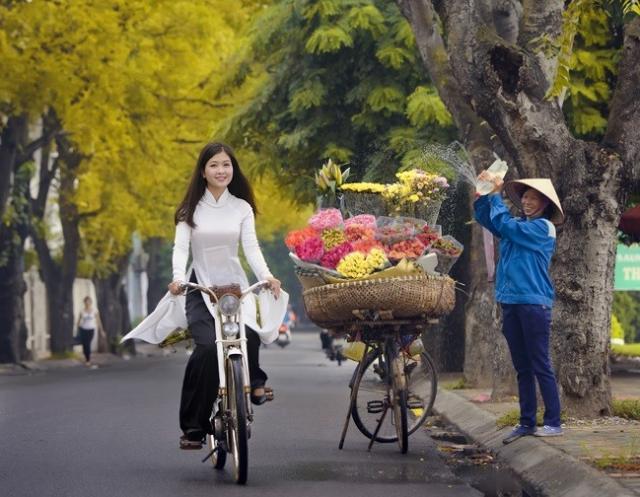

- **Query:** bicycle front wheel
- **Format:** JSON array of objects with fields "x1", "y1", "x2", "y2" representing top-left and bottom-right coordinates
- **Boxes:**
[{"x1": 227, "y1": 355, "x2": 248, "y2": 484}]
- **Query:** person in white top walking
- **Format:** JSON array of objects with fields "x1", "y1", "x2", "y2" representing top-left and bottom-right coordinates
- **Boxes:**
[
  {"x1": 76, "y1": 296, "x2": 104, "y2": 367},
  {"x1": 167, "y1": 142, "x2": 282, "y2": 449}
]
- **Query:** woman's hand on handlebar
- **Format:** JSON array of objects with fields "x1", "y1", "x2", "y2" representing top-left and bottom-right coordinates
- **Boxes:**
[
  {"x1": 168, "y1": 280, "x2": 184, "y2": 296},
  {"x1": 266, "y1": 278, "x2": 281, "y2": 299}
]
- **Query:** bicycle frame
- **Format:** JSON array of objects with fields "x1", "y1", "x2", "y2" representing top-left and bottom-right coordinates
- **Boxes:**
[
  {"x1": 182, "y1": 280, "x2": 270, "y2": 476},
  {"x1": 182, "y1": 280, "x2": 269, "y2": 409}
]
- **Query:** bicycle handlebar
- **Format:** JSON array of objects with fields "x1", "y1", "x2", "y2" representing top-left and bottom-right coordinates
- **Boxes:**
[{"x1": 179, "y1": 280, "x2": 272, "y2": 301}]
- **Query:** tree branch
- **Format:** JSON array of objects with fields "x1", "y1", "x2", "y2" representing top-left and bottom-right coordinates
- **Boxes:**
[
  {"x1": 603, "y1": 16, "x2": 640, "y2": 184},
  {"x1": 395, "y1": 0, "x2": 498, "y2": 168}
]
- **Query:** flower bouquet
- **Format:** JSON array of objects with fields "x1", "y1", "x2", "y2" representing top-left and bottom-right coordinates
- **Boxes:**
[
  {"x1": 374, "y1": 216, "x2": 424, "y2": 245},
  {"x1": 315, "y1": 159, "x2": 350, "y2": 210},
  {"x1": 382, "y1": 169, "x2": 449, "y2": 225},
  {"x1": 340, "y1": 182, "x2": 387, "y2": 216},
  {"x1": 429, "y1": 235, "x2": 464, "y2": 274},
  {"x1": 416, "y1": 224, "x2": 442, "y2": 249}
]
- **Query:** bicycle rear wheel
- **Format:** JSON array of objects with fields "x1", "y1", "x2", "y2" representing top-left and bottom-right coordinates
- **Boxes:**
[
  {"x1": 351, "y1": 346, "x2": 437, "y2": 444},
  {"x1": 227, "y1": 356, "x2": 248, "y2": 484},
  {"x1": 207, "y1": 433, "x2": 227, "y2": 469},
  {"x1": 388, "y1": 342, "x2": 408, "y2": 453}
]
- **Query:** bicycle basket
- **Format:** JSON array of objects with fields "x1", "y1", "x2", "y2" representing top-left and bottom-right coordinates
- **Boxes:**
[{"x1": 302, "y1": 274, "x2": 455, "y2": 326}]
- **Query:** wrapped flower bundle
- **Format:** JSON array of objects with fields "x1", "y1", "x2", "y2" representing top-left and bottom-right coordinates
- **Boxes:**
[
  {"x1": 345, "y1": 214, "x2": 377, "y2": 229},
  {"x1": 351, "y1": 238, "x2": 384, "y2": 254},
  {"x1": 294, "y1": 235, "x2": 324, "y2": 262},
  {"x1": 340, "y1": 182, "x2": 386, "y2": 194},
  {"x1": 285, "y1": 226, "x2": 319, "y2": 250},
  {"x1": 320, "y1": 241, "x2": 353, "y2": 269},
  {"x1": 416, "y1": 225, "x2": 440, "y2": 248},
  {"x1": 386, "y1": 239, "x2": 426, "y2": 261},
  {"x1": 345, "y1": 224, "x2": 375, "y2": 242},
  {"x1": 322, "y1": 228, "x2": 346, "y2": 250},
  {"x1": 430, "y1": 237, "x2": 463, "y2": 257},
  {"x1": 366, "y1": 248, "x2": 388, "y2": 270},
  {"x1": 286, "y1": 206, "x2": 462, "y2": 280},
  {"x1": 309, "y1": 208, "x2": 344, "y2": 231}
]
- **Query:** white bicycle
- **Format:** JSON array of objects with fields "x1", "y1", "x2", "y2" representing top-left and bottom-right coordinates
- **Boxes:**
[{"x1": 180, "y1": 280, "x2": 272, "y2": 485}]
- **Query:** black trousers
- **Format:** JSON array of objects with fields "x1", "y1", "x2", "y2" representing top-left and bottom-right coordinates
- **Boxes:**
[
  {"x1": 179, "y1": 272, "x2": 267, "y2": 440},
  {"x1": 78, "y1": 328, "x2": 94, "y2": 362}
]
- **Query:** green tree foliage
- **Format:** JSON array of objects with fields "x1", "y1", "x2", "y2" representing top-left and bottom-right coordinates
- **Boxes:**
[
  {"x1": 613, "y1": 292, "x2": 640, "y2": 343},
  {"x1": 216, "y1": 0, "x2": 456, "y2": 200},
  {"x1": 0, "y1": 0, "x2": 267, "y2": 277},
  {"x1": 610, "y1": 314, "x2": 624, "y2": 341},
  {"x1": 545, "y1": 1, "x2": 640, "y2": 139}
]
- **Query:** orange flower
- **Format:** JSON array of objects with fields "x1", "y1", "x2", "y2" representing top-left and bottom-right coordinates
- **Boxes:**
[{"x1": 285, "y1": 226, "x2": 318, "y2": 250}]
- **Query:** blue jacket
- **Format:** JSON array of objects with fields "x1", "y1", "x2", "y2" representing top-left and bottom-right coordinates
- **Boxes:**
[{"x1": 473, "y1": 194, "x2": 556, "y2": 307}]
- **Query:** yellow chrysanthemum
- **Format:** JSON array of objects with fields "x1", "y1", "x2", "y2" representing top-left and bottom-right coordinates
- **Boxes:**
[{"x1": 336, "y1": 252, "x2": 373, "y2": 279}]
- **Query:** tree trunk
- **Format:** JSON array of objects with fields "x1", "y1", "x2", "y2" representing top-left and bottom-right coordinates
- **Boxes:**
[
  {"x1": 94, "y1": 255, "x2": 133, "y2": 355},
  {"x1": 30, "y1": 130, "x2": 82, "y2": 355},
  {"x1": 0, "y1": 117, "x2": 33, "y2": 363},
  {"x1": 397, "y1": 1, "x2": 640, "y2": 416},
  {"x1": 396, "y1": 0, "x2": 517, "y2": 395},
  {"x1": 144, "y1": 237, "x2": 171, "y2": 314}
]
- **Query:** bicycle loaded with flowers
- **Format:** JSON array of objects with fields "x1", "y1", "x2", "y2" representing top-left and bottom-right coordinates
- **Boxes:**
[{"x1": 289, "y1": 159, "x2": 462, "y2": 453}]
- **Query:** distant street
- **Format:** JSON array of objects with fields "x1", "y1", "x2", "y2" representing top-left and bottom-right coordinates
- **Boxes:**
[{"x1": 0, "y1": 332, "x2": 480, "y2": 497}]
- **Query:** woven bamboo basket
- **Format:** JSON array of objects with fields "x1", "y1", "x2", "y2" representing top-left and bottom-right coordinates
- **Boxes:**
[
  {"x1": 294, "y1": 267, "x2": 327, "y2": 291},
  {"x1": 302, "y1": 274, "x2": 455, "y2": 326}
]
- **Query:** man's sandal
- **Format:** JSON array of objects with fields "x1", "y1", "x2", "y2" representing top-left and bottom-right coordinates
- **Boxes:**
[{"x1": 251, "y1": 386, "x2": 274, "y2": 405}]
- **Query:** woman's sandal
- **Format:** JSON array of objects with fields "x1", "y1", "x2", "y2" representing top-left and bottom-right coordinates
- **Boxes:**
[
  {"x1": 251, "y1": 386, "x2": 274, "y2": 405},
  {"x1": 179, "y1": 435, "x2": 203, "y2": 450}
]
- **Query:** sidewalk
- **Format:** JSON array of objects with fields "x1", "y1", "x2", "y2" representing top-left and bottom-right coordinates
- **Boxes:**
[
  {"x1": 435, "y1": 371, "x2": 640, "y2": 497},
  {"x1": 0, "y1": 342, "x2": 169, "y2": 376}
]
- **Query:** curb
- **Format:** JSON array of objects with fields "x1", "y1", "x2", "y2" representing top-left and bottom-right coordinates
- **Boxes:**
[{"x1": 433, "y1": 388, "x2": 636, "y2": 497}]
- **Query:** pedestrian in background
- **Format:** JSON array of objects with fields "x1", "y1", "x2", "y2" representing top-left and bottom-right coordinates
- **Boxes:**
[
  {"x1": 474, "y1": 172, "x2": 565, "y2": 443},
  {"x1": 76, "y1": 296, "x2": 104, "y2": 367}
]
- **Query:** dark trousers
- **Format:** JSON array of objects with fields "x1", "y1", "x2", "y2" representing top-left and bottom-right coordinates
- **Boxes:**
[
  {"x1": 179, "y1": 273, "x2": 267, "y2": 440},
  {"x1": 501, "y1": 304, "x2": 561, "y2": 428},
  {"x1": 78, "y1": 328, "x2": 94, "y2": 362}
]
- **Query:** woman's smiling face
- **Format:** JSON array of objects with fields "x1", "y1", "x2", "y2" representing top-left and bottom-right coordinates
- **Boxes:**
[
  {"x1": 203, "y1": 151, "x2": 233, "y2": 189},
  {"x1": 521, "y1": 188, "x2": 549, "y2": 218}
]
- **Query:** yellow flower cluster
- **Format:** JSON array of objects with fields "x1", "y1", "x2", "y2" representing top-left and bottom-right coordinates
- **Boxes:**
[
  {"x1": 366, "y1": 248, "x2": 388, "y2": 270},
  {"x1": 336, "y1": 252, "x2": 372, "y2": 279},
  {"x1": 336, "y1": 248, "x2": 389, "y2": 278},
  {"x1": 383, "y1": 169, "x2": 449, "y2": 212},
  {"x1": 321, "y1": 228, "x2": 346, "y2": 250},
  {"x1": 340, "y1": 182, "x2": 386, "y2": 193}
]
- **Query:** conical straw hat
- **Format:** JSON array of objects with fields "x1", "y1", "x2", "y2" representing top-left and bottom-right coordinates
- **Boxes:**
[{"x1": 504, "y1": 179, "x2": 564, "y2": 225}]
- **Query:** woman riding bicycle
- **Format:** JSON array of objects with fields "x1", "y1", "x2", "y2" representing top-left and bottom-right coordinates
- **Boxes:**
[{"x1": 167, "y1": 142, "x2": 281, "y2": 450}]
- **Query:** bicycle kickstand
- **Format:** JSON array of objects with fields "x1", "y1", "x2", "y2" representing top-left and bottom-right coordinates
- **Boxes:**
[{"x1": 367, "y1": 404, "x2": 389, "y2": 452}]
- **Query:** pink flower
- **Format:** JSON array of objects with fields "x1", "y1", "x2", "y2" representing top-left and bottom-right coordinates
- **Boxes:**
[
  {"x1": 345, "y1": 214, "x2": 377, "y2": 229},
  {"x1": 294, "y1": 236, "x2": 324, "y2": 262},
  {"x1": 320, "y1": 241, "x2": 353, "y2": 269},
  {"x1": 309, "y1": 208, "x2": 344, "y2": 231}
]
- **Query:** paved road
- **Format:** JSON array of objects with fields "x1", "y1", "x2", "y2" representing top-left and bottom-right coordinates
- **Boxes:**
[{"x1": 0, "y1": 333, "x2": 480, "y2": 497}]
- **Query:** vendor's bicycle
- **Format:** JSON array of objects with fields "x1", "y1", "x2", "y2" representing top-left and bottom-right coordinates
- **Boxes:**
[
  {"x1": 336, "y1": 319, "x2": 438, "y2": 454},
  {"x1": 180, "y1": 280, "x2": 272, "y2": 485}
]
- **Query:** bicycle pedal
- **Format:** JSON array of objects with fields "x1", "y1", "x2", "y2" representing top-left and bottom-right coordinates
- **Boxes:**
[
  {"x1": 407, "y1": 399, "x2": 424, "y2": 409},
  {"x1": 367, "y1": 400, "x2": 384, "y2": 413}
]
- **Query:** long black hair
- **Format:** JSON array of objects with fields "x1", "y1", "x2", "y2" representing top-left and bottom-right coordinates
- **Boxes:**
[{"x1": 174, "y1": 142, "x2": 258, "y2": 227}]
